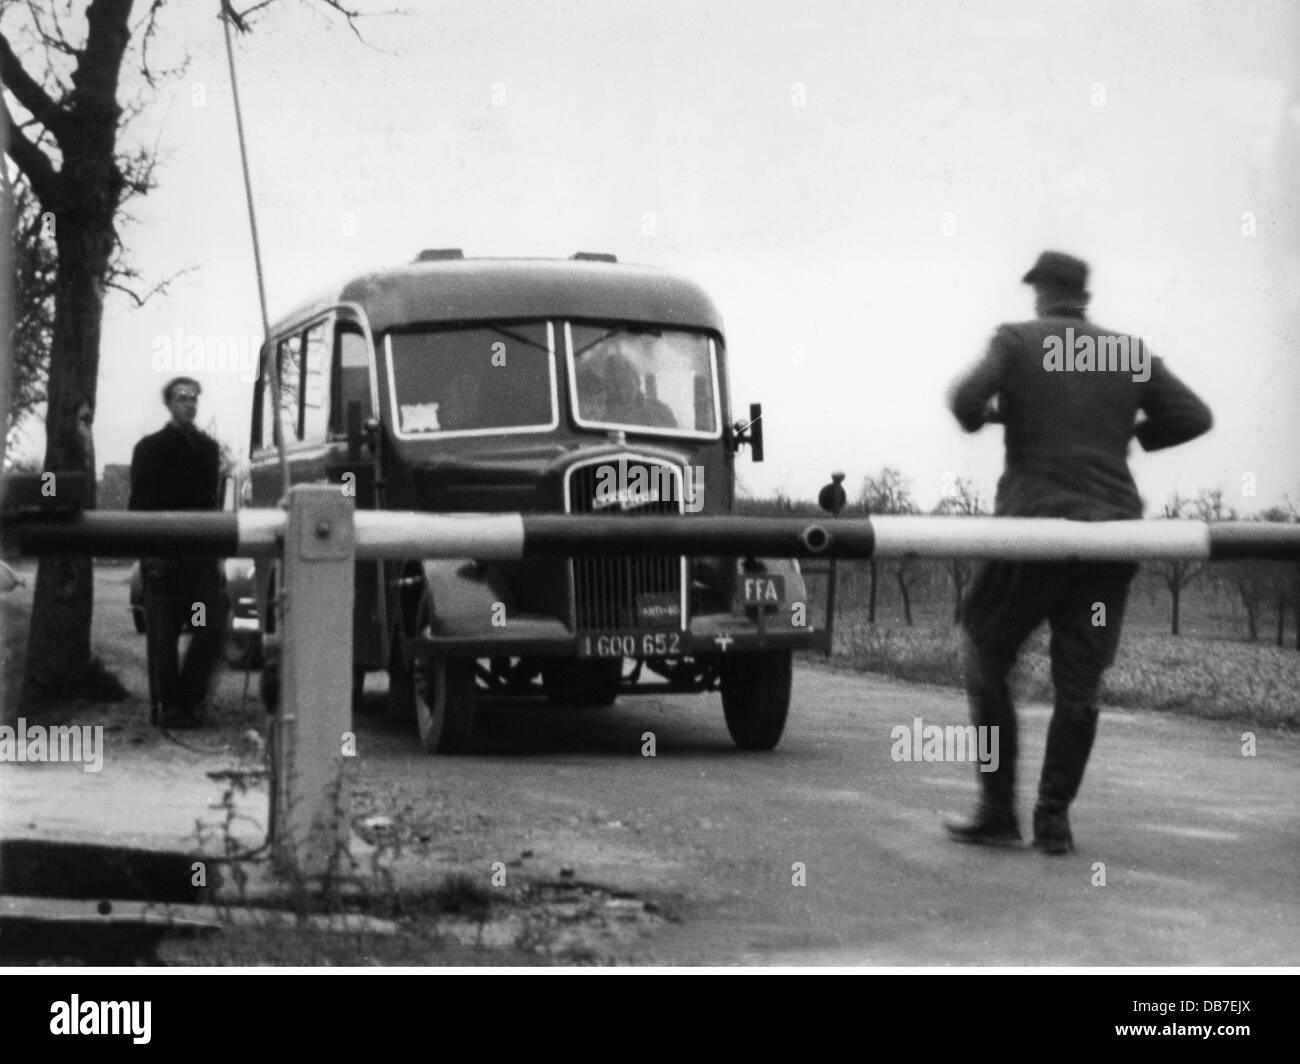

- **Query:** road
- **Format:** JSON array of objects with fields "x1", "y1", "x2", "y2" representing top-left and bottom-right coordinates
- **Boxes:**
[
  {"x1": 4, "y1": 562, "x2": 1296, "y2": 966},
  {"x1": 348, "y1": 663, "x2": 1300, "y2": 966}
]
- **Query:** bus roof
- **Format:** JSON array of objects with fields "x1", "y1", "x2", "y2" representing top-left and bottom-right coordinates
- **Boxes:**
[{"x1": 268, "y1": 257, "x2": 726, "y2": 337}]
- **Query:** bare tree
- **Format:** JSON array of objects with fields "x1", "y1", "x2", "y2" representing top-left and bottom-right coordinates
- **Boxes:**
[
  {"x1": 858, "y1": 467, "x2": 920, "y2": 624},
  {"x1": 1224, "y1": 557, "x2": 1269, "y2": 641},
  {"x1": 1147, "y1": 491, "x2": 1233, "y2": 636},
  {"x1": 933, "y1": 476, "x2": 987, "y2": 624},
  {"x1": 2, "y1": 0, "x2": 362, "y2": 705},
  {"x1": 1238, "y1": 505, "x2": 1300, "y2": 649}
]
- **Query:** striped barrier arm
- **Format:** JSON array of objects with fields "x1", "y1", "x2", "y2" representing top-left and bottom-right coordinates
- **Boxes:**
[{"x1": 2, "y1": 511, "x2": 1298, "y2": 561}]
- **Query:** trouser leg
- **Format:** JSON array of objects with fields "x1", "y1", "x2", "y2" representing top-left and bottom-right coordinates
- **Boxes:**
[
  {"x1": 1036, "y1": 707, "x2": 1098, "y2": 807},
  {"x1": 177, "y1": 563, "x2": 221, "y2": 714},
  {"x1": 945, "y1": 562, "x2": 1049, "y2": 844},
  {"x1": 1036, "y1": 562, "x2": 1137, "y2": 853},
  {"x1": 962, "y1": 635, "x2": 1019, "y2": 812},
  {"x1": 143, "y1": 570, "x2": 183, "y2": 719}
]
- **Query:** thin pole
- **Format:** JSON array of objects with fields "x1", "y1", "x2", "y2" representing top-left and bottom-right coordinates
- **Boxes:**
[{"x1": 219, "y1": 5, "x2": 290, "y2": 497}]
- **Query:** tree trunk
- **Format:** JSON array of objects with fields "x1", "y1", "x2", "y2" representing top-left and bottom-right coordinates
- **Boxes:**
[
  {"x1": 22, "y1": 215, "x2": 113, "y2": 702},
  {"x1": 867, "y1": 560, "x2": 878, "y2": 624},
  {"x1": 1170, "y1": 577, "x2": 1181, "y2": 637},
  {"x1": 21, "y1": 0, "x2": 131, "y2": 703},
  {"x1": 1238, "y1": 583, "x2": 1259, "y2": 640},
  {"x1": 896, "y1": 568, "x2": 913, "y2": 626}
]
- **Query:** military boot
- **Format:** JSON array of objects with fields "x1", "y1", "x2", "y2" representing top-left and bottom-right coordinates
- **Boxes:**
[
  {"x1": 1032, "y1": 802, "x2": 1073, "y2": 855},
  {"x1": 946, "y1": 640, "x2": 1020, "y2": 846},
  {"x1": 944, "y1": 795, "x2": 1022, "y2": 846},
  {"x1": 1033, "y1": 706, "x2": 1098, "y2": 856}
]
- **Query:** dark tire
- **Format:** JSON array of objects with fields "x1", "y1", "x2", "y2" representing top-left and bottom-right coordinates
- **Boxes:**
[
  {"x1": 719, "y1": 650, "x2": 792, "y2": 751},
  {"x1": 408, "y1": 593, "x2": 476, "y2": 752},
  {"x1": 387, "y1": 632, "x2": 414, "y2": 719},
  {"x1": 542, "y1": 659, "x2": 622, "y2": 707},
  {"x1": 414, "y1": 655, "x2": 477, "y2": 753}
]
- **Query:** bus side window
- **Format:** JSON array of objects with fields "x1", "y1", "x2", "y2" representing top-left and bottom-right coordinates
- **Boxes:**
[
  {"x1": 303, "y1": 321, "x2": 330, "y2": 443},
  {"x1": 330, "y1": 323, "x2": 372, "y2": 435},
  {"x1": 278, "y1": 333, "x2": 304, "y2": 440},
  {"x1": 254, "y1": 347, "x2": 272, "y2": 451}
]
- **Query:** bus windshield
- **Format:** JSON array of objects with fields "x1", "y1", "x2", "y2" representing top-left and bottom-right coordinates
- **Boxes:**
[
  {"x1": 387, "y1": 322, "x2": 556, "y2": 436},
  {"x1": 569, "y1": 324, "x2": 719, "y2": 436}
]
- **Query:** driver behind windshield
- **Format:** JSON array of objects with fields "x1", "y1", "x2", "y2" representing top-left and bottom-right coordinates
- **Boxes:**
[{"x1": 580, "y1": 342, "x2": 677, "y2": 428}]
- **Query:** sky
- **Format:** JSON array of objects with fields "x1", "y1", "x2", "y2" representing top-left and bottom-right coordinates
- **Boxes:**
[{"x1": 8, "y1": 0, "x2": 1300, "y2": 514}]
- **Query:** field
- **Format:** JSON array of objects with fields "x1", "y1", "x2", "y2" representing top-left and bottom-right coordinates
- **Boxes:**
[{"x1": 804, "y1": 560, "x2": 1300, "y2": 730}]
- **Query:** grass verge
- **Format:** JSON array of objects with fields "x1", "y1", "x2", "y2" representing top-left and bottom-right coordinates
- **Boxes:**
[{"x1": 820, "y1": 612, "x2": 1300, "y2": 730}]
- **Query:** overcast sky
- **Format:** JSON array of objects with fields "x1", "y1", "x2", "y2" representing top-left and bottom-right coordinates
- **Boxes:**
[{"x1": 12, "y1": 0, "x2": 1299, "y2": 513}]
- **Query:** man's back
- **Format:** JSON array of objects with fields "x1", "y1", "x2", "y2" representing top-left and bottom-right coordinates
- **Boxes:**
[
  {"x1": 946, "y1": 250, "x2": 1216, "y2": 857},
  {"x1": 950, "y1": 313, "x2": 1213, "y2": 520}
]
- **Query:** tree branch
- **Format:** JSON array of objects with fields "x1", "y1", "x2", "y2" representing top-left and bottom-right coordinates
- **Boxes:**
[
  {"x1": 22, "y1": 0, "x2": 81, "y2": 59},
  {"x1": 226, "y1": 0, "x2": 268, "y2": 32},
  {"x1": 1, "y1": 98, "x2": 62, "y2": 206},
  {"x1": 133, "y1": 0, "x2": 189, "y2": 88},
  {"x1": 104, "y1": 263, "x2": 197, "y2": 308},
  {"x1": 0, "y1": 28, "x2": 68, "y2": 134},
  {"x1": 232, "y1": 0, "x2": 377, "y2": 45}
]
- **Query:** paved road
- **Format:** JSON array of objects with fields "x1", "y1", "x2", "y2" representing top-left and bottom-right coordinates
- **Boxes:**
[{"x1": 349, "y1": 664, "x2": 1300, "y2": 966}]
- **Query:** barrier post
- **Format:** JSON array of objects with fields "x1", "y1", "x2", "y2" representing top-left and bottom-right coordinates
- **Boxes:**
[{"x1": 273, "y1": 485, "x2": 355, "y2": 876}]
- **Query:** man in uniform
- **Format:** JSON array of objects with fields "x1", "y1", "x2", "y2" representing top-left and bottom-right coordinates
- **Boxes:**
[
  {"x1": 130, "y1": 376, "x2": 223, "y2": 728},
  {"x1": 945, "y1": 251, "x2": 1213, "y2": 854}
]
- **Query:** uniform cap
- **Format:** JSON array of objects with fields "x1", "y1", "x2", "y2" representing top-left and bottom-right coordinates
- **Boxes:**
[{"x1": 1022, "y1": 250, "x2": 1089, "y2": 292}]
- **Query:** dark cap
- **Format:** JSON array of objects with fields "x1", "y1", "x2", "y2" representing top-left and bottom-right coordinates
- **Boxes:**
[{"x1": 1022, "y1": 250, "x2": 1089, "y2": 292}]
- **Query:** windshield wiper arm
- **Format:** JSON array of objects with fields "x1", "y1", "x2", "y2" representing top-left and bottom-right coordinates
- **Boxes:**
[
  {"x1": 486, "y1": 324, "x2": 550, "y2": 354},
  {"x1": 573, "y1": 325, "x2": 664, "y2": 359}
]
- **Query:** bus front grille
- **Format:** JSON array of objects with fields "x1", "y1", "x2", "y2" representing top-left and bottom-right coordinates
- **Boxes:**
[{"x1": 565, "y1": 459, "x2": 687, "y2": 632}]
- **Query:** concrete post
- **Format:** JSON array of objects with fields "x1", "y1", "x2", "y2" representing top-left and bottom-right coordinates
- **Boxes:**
[{"x1": 272, "y1": 485, "x2": 355, "y2": 876}]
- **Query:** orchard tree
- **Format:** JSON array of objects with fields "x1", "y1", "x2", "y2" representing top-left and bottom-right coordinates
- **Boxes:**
[
  {"x1": 1222, "y1": 505, "x2": 1300, "y2": 649},
  {"x1": 858, "y1": 467, "x2": 920, "y2": 625},
  {"x1": 1, "y1": 0, "x2": 361, "y2": 704},
  {"x1": 1148, "y1": 489, "x2": 1234, "y2": 637},
  {"x1": 933, "y1": 475, "x2": 987, "y2": 624}
]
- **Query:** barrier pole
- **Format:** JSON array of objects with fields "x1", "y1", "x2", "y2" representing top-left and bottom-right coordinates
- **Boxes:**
[
  {"x1": 4, "y1": 511, "x2": 1300, "y2": 562},
  {"x1": 273, "y1": 486, "x2": 355, "y2": 876}
]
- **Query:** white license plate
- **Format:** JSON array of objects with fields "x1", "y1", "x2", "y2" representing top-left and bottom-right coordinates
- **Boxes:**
[{"x1": 579, "y1": 631, "x2": 684, "y2": 659}]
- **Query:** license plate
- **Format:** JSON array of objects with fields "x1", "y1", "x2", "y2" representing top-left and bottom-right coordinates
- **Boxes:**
[
  {"x1": 578, "y1": 631, "x2": 684, "y2": 659},
  {"x1": 738, "y1": 574, "x2": 785, "y2": 605}
]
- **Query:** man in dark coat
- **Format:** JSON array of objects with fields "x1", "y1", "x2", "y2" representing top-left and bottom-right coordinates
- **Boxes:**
[
  {"x1": 945, "y1": 251, "x2": 1213, "y2": 854},
  {"x1": 130, "y1": 376, "x2": 223, "y2": 728}
]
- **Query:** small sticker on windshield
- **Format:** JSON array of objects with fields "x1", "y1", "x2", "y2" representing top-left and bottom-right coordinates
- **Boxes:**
[{"x1": 400, "y1": 402, "x2": 442, "y2": 432}]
